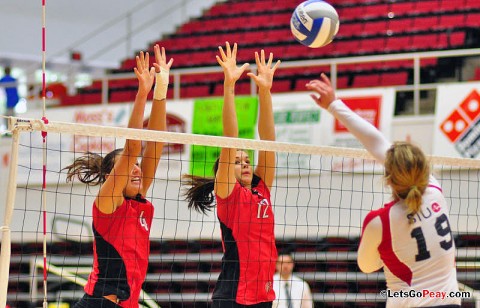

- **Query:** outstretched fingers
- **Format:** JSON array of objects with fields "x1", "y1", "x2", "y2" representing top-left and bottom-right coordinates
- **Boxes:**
[
  {"x1": 321, "y1": 73, "x2": 332, "y2": 86},
  {"x1": 218, "y1": 45, "x2": 227, "y2": 62},
  {"x1": 240, "y1": 63, "x2": 250, "y2": 72},
  {"x1": 271, "y1": 59, "x2": 281, "y2": 73},
  {"x1": 153, "y1": 45, "x2": 174, "y2": 72},
  {"x1": 266, "y1": 51, "x2": 273, "y2": 67},
  {"x1": 231, "y1": 42, "x2": 237, "y2": 59}
]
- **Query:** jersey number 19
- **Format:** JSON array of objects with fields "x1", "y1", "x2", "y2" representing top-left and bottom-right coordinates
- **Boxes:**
[{"x1": 410, "y1": 213, "x2": 453, "y2": 262}]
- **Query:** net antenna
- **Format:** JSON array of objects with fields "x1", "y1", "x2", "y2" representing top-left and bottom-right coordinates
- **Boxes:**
[
  {"x1": 0, "y1": 0, "x2": 50, "y2": 307},
  {"x1": 40, "y1": 0, "x2": 50, "y2": 306}
]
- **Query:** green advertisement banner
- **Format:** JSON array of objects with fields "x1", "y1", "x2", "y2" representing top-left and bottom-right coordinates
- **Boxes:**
[{"x1": 191, "y1": 96, "x2": 258, "y2": 177}]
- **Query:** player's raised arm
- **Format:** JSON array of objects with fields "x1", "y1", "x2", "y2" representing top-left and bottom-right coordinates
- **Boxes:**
[
  {"x1": 96, "y1": 51, "x2": 154, "y2": 213},
  {"x1": 247, "y1": 50, "x2": 280, "y2": 189},
  {"x1": 141, "y1": 44, "x2": 173, "y2": 194},
  {"x1": 306, "y1": 73, "x2": 391, "y2": 163},
  {"x1": 214, "y1": 42, "x2": 249, "y2": 199}
]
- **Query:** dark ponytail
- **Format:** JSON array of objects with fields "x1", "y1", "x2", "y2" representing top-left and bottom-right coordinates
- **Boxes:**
[
  {"x1": 182, "y1": 156, "x2": 262, "y2": 214},
  {"x1": 182, "y1": 174, "x2": 216, "y2": 214},
  {"x1": 63, "y1": 149, "x2": 123, "y2": 186}
]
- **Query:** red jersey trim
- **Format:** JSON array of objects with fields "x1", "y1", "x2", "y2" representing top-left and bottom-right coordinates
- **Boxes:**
[
  {"x1": 428, "y1": 184, "x2": 442, "y2": 193},
  {"x1": 378, "y1": 201, "x2": 413, "y2": 286}
]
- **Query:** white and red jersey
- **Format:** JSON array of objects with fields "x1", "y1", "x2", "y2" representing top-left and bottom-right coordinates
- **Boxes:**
[
  {"x1": 360, "y1": 176, "x2": 459, "y2": 307},
  {"x1": 328, "y1": 99, "x2": 460, "y2": 307}
]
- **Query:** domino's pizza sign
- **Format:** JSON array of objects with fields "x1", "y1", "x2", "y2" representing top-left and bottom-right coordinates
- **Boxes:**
[{"x1": 436, "y1": 87, "x2": 480, "y2": 158}]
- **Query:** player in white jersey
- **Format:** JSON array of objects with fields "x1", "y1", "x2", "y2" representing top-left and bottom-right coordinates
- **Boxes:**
[{"x1": 306, "y1": 73, "x2": 460, "y2": 308}]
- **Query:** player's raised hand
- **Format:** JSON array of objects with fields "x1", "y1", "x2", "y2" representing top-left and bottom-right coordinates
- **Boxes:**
[
  {"x1": 134, "y1": 51, "x2": 155, "y2": 96},
  {"x1": 216, "y1": 42, "x2": 249, "y2": 86},
  {"x1": 152, "y1": 44, "x2": 173, "y2": 101},
  {"x1": 153, "y1": 44, "x2": 173, "y2": 73},
  {"x1": 306, "y1": 73, "x2": 336, "y2": 109},
  {"x1": 247, "y1": 50, "x2": 280, "y2": 91}
]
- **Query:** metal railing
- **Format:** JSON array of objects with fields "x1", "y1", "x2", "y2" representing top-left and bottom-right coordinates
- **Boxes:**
[{"x1": 92, "y1": 48, "x2": 480, "y2": 115}]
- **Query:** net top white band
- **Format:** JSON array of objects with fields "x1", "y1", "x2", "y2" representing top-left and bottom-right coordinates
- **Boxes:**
[{"x1": 8, "y1": 116, "x2": 480, "y2": 168}]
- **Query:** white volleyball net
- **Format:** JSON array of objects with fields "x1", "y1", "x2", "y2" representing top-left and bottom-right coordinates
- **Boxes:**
[{"x1": 1, "y1": 116, "x2": 480, "y2": 308}]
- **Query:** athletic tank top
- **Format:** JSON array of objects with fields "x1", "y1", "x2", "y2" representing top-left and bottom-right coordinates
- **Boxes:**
[
  {"x1": 213, "y1": 180, "x2": 277, "y2": 305},
  {"x1": 84, "y1": 196, "x2": 153, "y2": 307},
  {"x1": 362, "y1": 178, "x2": 460, "y2": 307}
]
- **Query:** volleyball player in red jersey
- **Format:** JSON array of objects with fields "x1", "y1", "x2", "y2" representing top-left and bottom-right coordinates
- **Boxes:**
[
  {"x1": 306, "y1": 74, "x2": 460, "y2": 308},
  {"x1": 65, "y1": 45, "x2": 173, "y2": 307},
  {"x1": 183, "y1": 42, "x2": 280, "y2": 307}
]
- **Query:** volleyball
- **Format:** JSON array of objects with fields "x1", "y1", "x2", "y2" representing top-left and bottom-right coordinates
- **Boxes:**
[{"x1": 290, "y1": 0, "x2": 340, "y2": 48}]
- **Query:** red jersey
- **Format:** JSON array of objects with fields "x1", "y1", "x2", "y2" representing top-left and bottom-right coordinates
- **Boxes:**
[
  {"x1": 213, "y1": 180, "x2": 277, "y2": 305},
  {"x1": 84, "y1": 196, "x2": 153, "y2": 307}
]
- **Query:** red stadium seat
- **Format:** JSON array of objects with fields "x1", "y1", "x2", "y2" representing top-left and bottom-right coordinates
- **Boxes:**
[
  {"x1": 339, "y1": 22, "x2": 364, "y2": 37},
  {"x1": 437, "y1": 14, "x2": 466, "y2": 30},
  {"x1": 363, "y1": 4, "x2": 389, "y2": 19},
  {"x1": 389, "y1": 2, "x2": 416, "y2": 16},
  {"x1": 421, "y1": 58, "x2": 438, "y2": 67},
  {"x1": 337, "y1": 6, "x2": 365, "y2": 20},
  {"x1": 271, "y1": 80, "x2": 292, "y2": 93},
  {"x1": 362, "y1": 20, "x2": 387, "y2": 36},
  {"x1": 353, "y1": 74, "x2": 381, "y2": 88},
  {"x1": 178, "y1": 22, "x2": 198, "y2": 34},
  {"x1": 384, "y1": 60, "x2": 413, "y2": 70},
  {"x1": 109, "y1": 90, "x2": 135, "y2": 103},
  {"x1": 180, "y1": 85, "x2": 210, "y2": 98},
  {"x1": 109, "y1": 78, "x2": 136, "y2": 89},
  {"x1": 205, "y1": 4, "x2": 229, "y2": 17},
  {"x1": 61, "y1": 95, "x2": 84, "y2": 106},
  {"x1": 332, "y1": 40, "x2": 361, "y2": 56},
  {"x1": 414, "y1": 0, "x2": 441, "y2": 14},
  {"x1": 412, "y1": 16, "x2": 439, "y2": 32},
  {"x1": 252, "y1": 0, "x2": 278, "y2": 12},
  {"x1": 336, "y1": 76, "x2": 350, "y2": 89},
  {"x1": 264, "y1": 28, "x2": 290, "y2": 44},
  {"x1": 385, "y1": 36, "x2": 411, "y2": 53},
  {"x1": 465, "y1": 12, "x2": 480, "y2": 27},
  {"x1": 465, "y1": 0, "x2": 480, "y2": 9},
  {"x1": 411, "y1": 33, "x2": 438, "y2": 51},
  {"x1": 358, "y1": 37, "x2": 387, "y2": 54},
  {"x1": 387, "y1": 18, "x2": 413, "y2": 34},
  {"x1": 379, "y1": 71, "x2": 409, "y2": 86},
  {"x1": 277, "y1": 1, "x2": 297, "y2": 10},
  {"x1": 440, "y1": 0, "x2": 461, "y2": 11},
  {"x1": 449, "y1": 31, "x2": 466, "y2": 47}
]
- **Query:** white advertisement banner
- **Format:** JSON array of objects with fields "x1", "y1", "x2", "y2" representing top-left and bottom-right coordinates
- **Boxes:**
[
  {"x1": 273, "y1": 88, "x2": 395, "y2": 175},
  {"x1": 433, "y1": 82, "x2": 480, "y2": 158},
  {"x1": 17, "y1": 100, "x2": 193, "y2": 185}
]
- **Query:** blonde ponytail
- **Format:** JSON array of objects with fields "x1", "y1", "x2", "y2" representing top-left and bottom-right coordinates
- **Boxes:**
[
  {"x1": 384, "y1": 142, "x2": 430, "y2": 222},
  {"x1": 405, "y1": 185, "x2": 424, "y2": 219}
]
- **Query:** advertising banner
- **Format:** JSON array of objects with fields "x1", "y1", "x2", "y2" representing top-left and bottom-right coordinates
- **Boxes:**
[
  {"x1": 433, "y1": 83, "x2": 480, "y2": 158},
  {"x1": 190, "y1": 96, "x2": 258, "y2": 177},
  {"x1": 273, "y1": 88, "x2": 395, "y2": 174},
  {"x1": 17, "y1": 100, "x2": 193, "y2": 185}
]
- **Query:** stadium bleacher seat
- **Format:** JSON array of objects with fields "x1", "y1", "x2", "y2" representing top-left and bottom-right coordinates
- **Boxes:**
[{"x1": 60, "y1": 0, "x2": 480, "y2": 109}]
